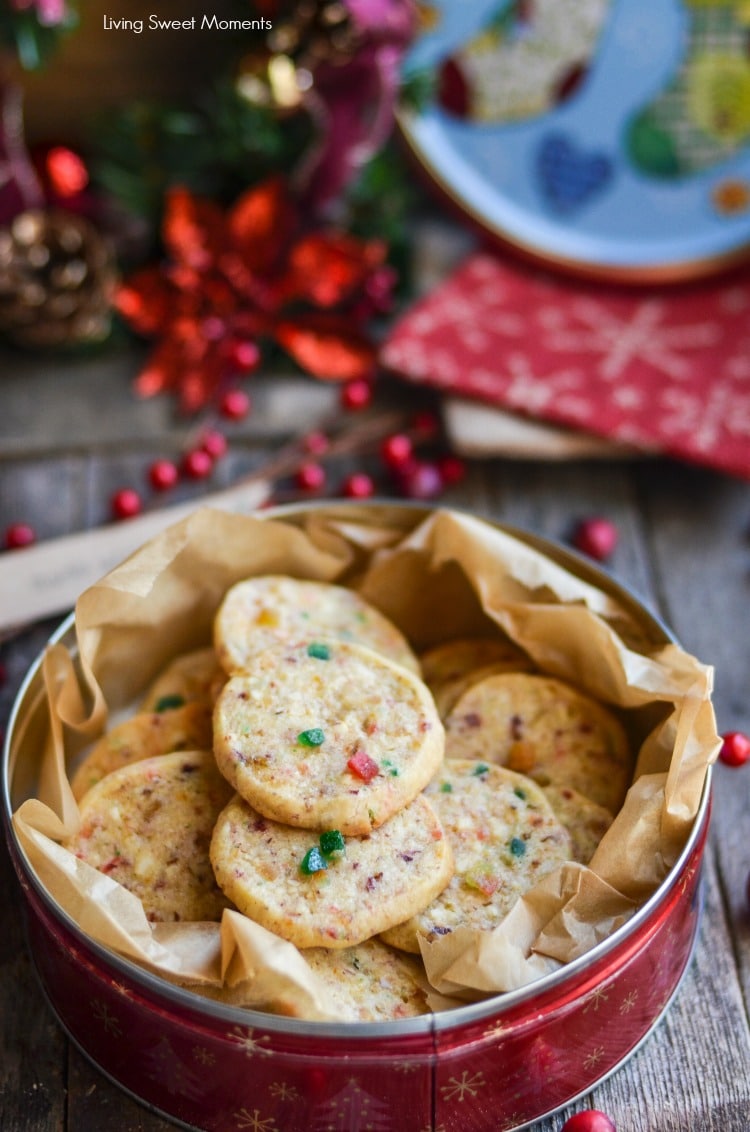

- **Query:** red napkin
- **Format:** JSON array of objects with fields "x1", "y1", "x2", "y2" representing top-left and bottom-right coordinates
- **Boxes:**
[{"x1": 380, "y1": 253, "x2": 750, "y2": 479}]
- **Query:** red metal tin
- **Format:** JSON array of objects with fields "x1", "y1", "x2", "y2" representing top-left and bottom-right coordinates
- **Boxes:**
[{"x1": 2, "y1": 511, "x2": 712, "y2": 1132}]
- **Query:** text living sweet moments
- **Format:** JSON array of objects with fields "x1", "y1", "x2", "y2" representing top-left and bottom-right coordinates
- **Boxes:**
[{"x1": 102, "y1": 14, "x2": 273, "y2": 33}]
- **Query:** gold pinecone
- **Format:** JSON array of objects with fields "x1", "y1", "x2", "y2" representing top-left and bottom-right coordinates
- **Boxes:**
[{"x1": 0, "y1": 209, "x2": 117, "y2": 349}]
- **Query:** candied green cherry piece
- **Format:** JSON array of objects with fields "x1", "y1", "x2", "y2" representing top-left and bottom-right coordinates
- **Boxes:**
[
  {"x1": 298, "y1": 728, "x2": 325, "y2": 747},
  {"x1": 319, "y1": 830, "x2": 345, "y2": 857},
  {"x1": 300, "y1": 847, "x2": 328, "y2": 875}
]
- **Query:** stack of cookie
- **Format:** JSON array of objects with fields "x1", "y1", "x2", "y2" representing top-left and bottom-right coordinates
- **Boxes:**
[{"x1": 65, "y1": 575, "x2": 631, "y2": 1021}]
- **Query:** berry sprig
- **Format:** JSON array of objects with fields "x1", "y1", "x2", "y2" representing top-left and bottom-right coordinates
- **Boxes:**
[{"x1": 2, "y1": 394, "x2": 463, "y2": 549}]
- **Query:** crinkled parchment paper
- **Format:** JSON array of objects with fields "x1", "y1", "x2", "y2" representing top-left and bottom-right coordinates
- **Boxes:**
[{"x1": 10, "y1": 505, "x2": 720, "y2": 1017}]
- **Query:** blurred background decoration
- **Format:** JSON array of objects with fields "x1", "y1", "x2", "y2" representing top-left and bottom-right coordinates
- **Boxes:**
[{"x1": 1, "y1": 0, "x2": 422, "y2": 386}]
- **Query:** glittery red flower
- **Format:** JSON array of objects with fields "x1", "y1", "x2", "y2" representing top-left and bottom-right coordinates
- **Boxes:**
[{"x1": 114, "y1": 179, "x2": 389, "y2": 412}]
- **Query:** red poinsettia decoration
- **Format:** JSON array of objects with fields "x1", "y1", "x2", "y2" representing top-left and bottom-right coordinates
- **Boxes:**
[{"x1": 114, "y1": 178, "x2": 393, "y2": 412}]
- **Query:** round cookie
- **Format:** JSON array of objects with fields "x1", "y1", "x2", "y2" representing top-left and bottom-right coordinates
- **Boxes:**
[
  {"x1": 444, "y1": 672, "x2": 632, "y2": 814},
  {"x1": 299, "y1": 940, "x2": 428, "y2": 1021},
  {"x1": 140, "y1": 647, "x2": 225, "y2": 712},
  {"x1": 212, "y1": 640, "x2": 444, "y2": 835},
  {"x1": 420, "y1": 635, "x2": 533, "y2": 717},
  {"x1": 66, "y1": 750, "x2": 234, "y2": 923},
  {"x1": 380, "y1": 759, "x2": 572, "y2": 953},
  {"x1": 214, "y1": 574, "x2": 420, "y2": 676},
  {"x1": 70, "y1": 702, "x2": 214, "y2": 802},
  {"x1": 210, "y1": 792, "x2": 454, "y2": 949},
  {"x1": 542, "y1": 785, "x2": 613, "y2": 865}
]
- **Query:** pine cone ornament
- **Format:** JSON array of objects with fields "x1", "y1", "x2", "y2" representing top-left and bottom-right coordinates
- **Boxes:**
[{"x1": 0, "y1": 209, "x2": 117, "y2": 349}]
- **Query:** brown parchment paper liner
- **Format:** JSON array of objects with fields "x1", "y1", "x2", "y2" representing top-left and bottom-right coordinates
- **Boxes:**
[{"x1": 11, "y1": 505, "x2": 721, "y2": 1015}]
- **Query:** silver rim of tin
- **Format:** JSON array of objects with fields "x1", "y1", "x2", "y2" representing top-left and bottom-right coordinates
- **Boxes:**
[{"x1": 1, "y1": 505, "x2": 713, "y2": 1043}]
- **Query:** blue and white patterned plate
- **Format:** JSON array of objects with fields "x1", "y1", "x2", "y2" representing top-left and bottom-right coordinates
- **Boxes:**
[{"x1": 400, "y1": 0, "x2": 750, "y2": 280}]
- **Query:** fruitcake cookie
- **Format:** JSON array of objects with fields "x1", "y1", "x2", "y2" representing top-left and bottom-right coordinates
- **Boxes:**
[
  {"x1": 542, "y1": 785, "x2": 613, "y2": 865},
  {"x1": 380, "y1": 760, "x2": 572, "y2": 953},
  {"x1": 212, "y1": 640, "x2": 444, "y2": 835},
  {"x1": 298, "y1": 940, "x2": 429, "y2": 1021},
  {"x1": 66, "y1": 751, "x2": 234, "y2": 923},
  {"x1": 214, "y1": 575, "x2": 420, "y2": 676},
  {"x1": 444, "y1": 673, "x2": 632, "y2": 814},
  {"x1": 210, "y1": 793, "x2": 454, "y2": 949},
  {"x1": 420, "y1": 636, "x2": 533, "y2": 718},
  {"x1": 140, "y1": 647, "x2": 225, "y2": 712},
  {"x1": 70, "y1": 702, "x2": 214, "y2": 802}
]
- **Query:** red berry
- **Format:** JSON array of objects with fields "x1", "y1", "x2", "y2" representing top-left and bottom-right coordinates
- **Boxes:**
[
  {"x1": 0, "y1": 661, "x2": 8, "y2": 686},
  {"x1": 111, "y1": 488, "x2": 142, "y2": 520},
  {"x1": 226, "y1": 341, "x2": 260, "y2": 373},
  {"x1": 572, "y1": 517, "x2": 618, "y2": 561},
  {"x1": 719, "y1": 731, "x2": 750, "y2": 768},
  {"x1": 182, "y1": 449, "x2": 214, "y2": 480},
  {"x1": 148, "y1": 458, "x2": 179, "y2": 492},
  {"x1": 340, "y1": 379, "x2": 372, "y2": 411},
  {"x1": 220, "y1": 388, "x2": 252, "y2": 421},
  {"x1": 399, "y1": 461, "x2": 444, "y2": 500},
  {"x1": 411, "y1": 409, "x2": 440, "y2": 438},
  {"x1": 199, "y1": 429, "x2": 228, "y2": 460},
  {"x1": 295, "y1": 462, "x2": 326, "y2": 492},
  {"x1": 380, "y1": 433, "x2": 413, "y2": 469},
  {"x1": 561, "y1": 1112, "x2": 616, "y2": 1132},
  {"x1": 342, "y1": 472, "x2": 375, "y2": 499},
  {"x1": 4, "y1": 522, "x2": 36, "y2": 550},
  {"x1": 302, "y1": 431, "x2": 330, "y2": 456},
  {"x1": 438, "y1": 454, "x2": 467, "y2": 486}
]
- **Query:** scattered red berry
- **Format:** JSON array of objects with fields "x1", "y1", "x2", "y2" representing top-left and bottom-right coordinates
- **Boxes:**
[
  {"x1": 380, "y1": 433, "x2": 413, "y2": 469},
  {"x1": 199, "y1": 429, "x2": 228, "y2": 461},
  {"x1": 571, "y1": 517, "x2": 618, "y2": 561},
  {"x1": 399, "y1": 461, "x2": 444, "y2": 500},
  {"x1": 182, "y1": 449, "x2": 214, "y2": 480},
  {"x1": 0, "y1": 661, "x2": 8, "y2": 687},
  {"x1": 561, "y1": 1112, "x2": 616, "y2": 1132},
  {"x1": 148, "y1": 458, "x2": 179, "y2": 492},
  {"x1": 438, "y1": 454, "x2": 467, "y2": 486},
  {"x1": 226, "y1": 341, "x2": 260, "y2": 373},
  {"x1": 340, "y1": 379, "x2": 372, "y2": 411},
  {"x1": 411, "y1": 409, "x2": 440, "y2": 439},
  {"x1": 220, "y1": 388, "x2": 252, "y2": 421},
  {"x1": 295, "y1": 462, "x2": 326, "y2": 492},
  {"x1": 4, "y1": 522, "x2": 36, "y2": 550},
  {"x1": 111, "y1": 488, "x2": 142, "y2": 520},
  {"x1": 719, "y1": 731, "x2": 750, "y2": 768},
  {"x1": 342, "y1": 472, "x2": 375, "y2": 499},
  {"x1": 302, "y1": 431, "x2": 329, "y2": 456}
]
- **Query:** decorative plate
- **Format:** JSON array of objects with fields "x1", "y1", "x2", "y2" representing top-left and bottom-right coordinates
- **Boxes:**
[{"x1": 400, "y1": 0, "x2": 750, "y2": 281}]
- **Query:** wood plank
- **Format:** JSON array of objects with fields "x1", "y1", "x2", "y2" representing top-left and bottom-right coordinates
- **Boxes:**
[{"x1": 635, "y1": 459, "x2": 750, "y2": 1025}]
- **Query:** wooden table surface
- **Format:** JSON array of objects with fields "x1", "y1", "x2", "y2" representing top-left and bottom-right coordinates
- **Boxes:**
[{"x1": 1, "y1": 326, "x2": 749, "y2": 1132}]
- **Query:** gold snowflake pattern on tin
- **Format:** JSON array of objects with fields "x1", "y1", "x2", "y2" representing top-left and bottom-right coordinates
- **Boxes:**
[
  {"x1": 582, "y1": 985, "x2": 612, "y2": 1013},
  {"x1": 90, "y1": 999, "x2": 122, "y2": 1037},
  {"x1": 483, "y1": 1020, "x2": 512, "y2": 1041},
  {"x1": 619, "y1": 990, "x2": 639, "y2": 1014},
  {"x1": 269, "y1": 1081, "x2": 298, "y2": 1101},
  {"x1": 192, "y1": 1046, "x2": 216, "y2": 1066},
  {"x1": 234, "y1": 1109, "x2": 277, "y2": 1132},
  {"x1": 228, "y1": 1026, "x2": 272, "y2": 1057},
  {"x1": 499, "y1": 1114, "x2": 526, "y2": 1131},
  {"x1": 583, "y1": 1045, "x2": 606, "y2": 1071},
  {"x1": 441, "y1": 1070, "x2": 486, "y2": 1102},
  {"x1": 393, "y1": 1059, "x2": 421, "y2": 1074}
]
